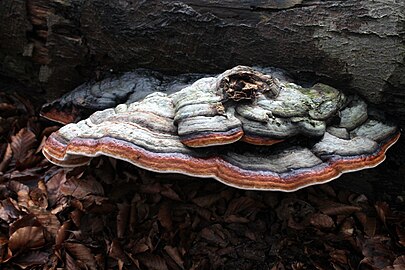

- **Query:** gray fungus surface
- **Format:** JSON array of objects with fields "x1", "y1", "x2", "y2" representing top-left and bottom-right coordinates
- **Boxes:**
[{"x1": 42, "y1": 66, "x2": 400, "y2": 191}]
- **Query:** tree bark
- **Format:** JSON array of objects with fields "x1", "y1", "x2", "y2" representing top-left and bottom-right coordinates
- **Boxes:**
[
  {"x1": 1, "y1": 0, "x2": 404, "y2": 196},
  {"x1": 0, "y1": 0, "x2": 404, "y2": 124}
]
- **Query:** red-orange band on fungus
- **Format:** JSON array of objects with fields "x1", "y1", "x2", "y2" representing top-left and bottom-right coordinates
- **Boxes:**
[
  {"x1": 40, "y1": 104, "x2": 80, "y2": 125},
  {"x1": 241, "y1": 135, "x2": 284, "y2": 146},
  {"x1": 180, "y1": 130, "x2": 244, "y2": 147},
  {"x1": 43, "y1": 131, "x2": 399, "y2": 191}
]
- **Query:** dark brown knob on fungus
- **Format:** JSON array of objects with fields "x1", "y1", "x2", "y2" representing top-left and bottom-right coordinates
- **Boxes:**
[
  {"x1": 219, "y1": 69, "x2": 280, "y2": 102},
  {"x1": 42, "y1": 66, "x2": 400, "y2": 191}
]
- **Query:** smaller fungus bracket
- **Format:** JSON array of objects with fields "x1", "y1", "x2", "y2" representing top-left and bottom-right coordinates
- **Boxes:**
[
  {"x1": 42, "y1": 66, "x2": 400, "y2": 191},
  {"x1": 172, "y1": 66, "x2": 349, "y2": 148},
  {"x1": 40, "y1": 69, "x2": 206, "y2": 124}
]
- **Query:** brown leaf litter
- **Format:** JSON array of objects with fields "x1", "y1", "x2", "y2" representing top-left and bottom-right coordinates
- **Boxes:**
[{"x1": 0, "y1": 90, "x2": 404, "y2": 269}]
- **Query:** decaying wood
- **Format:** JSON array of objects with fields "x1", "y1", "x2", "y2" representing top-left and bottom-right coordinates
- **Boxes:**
[{"x1": 0, "y1": 0, "x2": 404, "y2": 126}]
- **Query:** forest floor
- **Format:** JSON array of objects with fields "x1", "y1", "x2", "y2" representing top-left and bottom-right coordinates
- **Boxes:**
[{"x1": 0, "y1": 88, "x2": 404, "y2": 270}]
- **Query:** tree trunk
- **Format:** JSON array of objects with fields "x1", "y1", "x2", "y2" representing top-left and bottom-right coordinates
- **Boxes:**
[
  {"x1": 0, "y1": 0, "x2": 405, "y2": 118},
  {"x1": 0, "y1": 0, "x2": 404, "y2": 121},
  {"x1": 1, "y1": 0, "x2": 404, "y2": 196}
]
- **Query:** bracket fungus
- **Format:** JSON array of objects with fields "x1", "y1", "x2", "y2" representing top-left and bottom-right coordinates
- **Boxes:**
[
  {"x1": 42, "y1": 66, "x2": 400, "y2": 191},
  {"x1": 40, "y1": 69, "x2": 205, "y2": 125}
]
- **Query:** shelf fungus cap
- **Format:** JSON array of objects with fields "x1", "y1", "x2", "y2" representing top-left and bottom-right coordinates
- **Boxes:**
[{"x1": 42, "y1": 66, "x2": 400, "y2": 191}]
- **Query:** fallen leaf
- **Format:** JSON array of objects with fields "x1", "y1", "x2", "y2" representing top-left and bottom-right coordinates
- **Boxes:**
[
  {"x1": 271, "y1": 261, "x2": 285, "y2": 270},
  {"x1": 10, "y1": 128, "x2": 37, "y2": 165},
  {"x1": 375, "y1": 201, "x2": 391, "y2": 226},
  {"x1": 109, "y1": 239, "x2": 130, "y2": 264},
  {"x1": 28, "y1": 206, "x2": 60, "y2": 237},
  {"x1": 224, "y1": 214, "x2": 250, "y2": 223},
  {"x1": 60, "y1": 175, "x2": 104, "y2": 198},
  {"x1": 0, "y1": 236, "x2": 12, "y2": 263},
  {"x1": 318, "y1": 201, "x2": 362, "y2": 216},
  {"x1": 0, "y1": 144, "x2": 12, "y2": 173},
  {"x1": 65, "y1": 242, "x2": 98, "y2": 270},
  {"x1": 393, "y1": 256, "x2": 405, "y2": 265},
  {"x1": 164, "y1": 245, "x2": 185, "y2": 270},
  {"x1": 309, "y1": 212, "x2": 335, "y2": 230},
  {"x1": 55, "y1": 221, "x2": 71, "y2": 247},
  {"x1": 355, "y1": 212, "x2": 377, "y2": 237},
  {"x1": 65, "y1": 251, "x2": 81, "y2": 270},
  {"x1": 117, "y1": 203, "x2": 130, "y2": 238},
  {"x1": 396, "y1": 224, "x2": 405, "y2": 247},
  {"x1": 8, "y1": 226, "x2": 45, "y2": 252},
  {"x1": 225, "y1": 197, "x2": 260, "y2": 217},
  {"x1": 29, "y1": 186, "x2": 48, "y2": 209},
  {"x1": 0, "y1": 198, "x2": 22, "y2": 223},
  {"x1": 158, "y1": 202, "x2": 173, "y2": 230},
  {"x1": 359, "y1": 237, "x2": 395, "y2": 269},
  {"x1": 315, "y1": 184, "x2": 337, "y2": 198},
  {"x1": 192, "y1": 193, "x2": 222, "y2": 208},
  {"x1": 45, "y1": 169, "x2": 66, "y2": 208},
  {"x1": 200, "y1": 225, "x2": 228, "y2": 247},
  {"x1": 329, "y1": 249, "x2": 348, "y2": 265},
  {"x1": 12, "y1": 250, "x2": 50, "y2": 269},
  {"x1": 339, "y1": 217, "x2": 355, "y2": 238},
  {"x1": 161, "y1": 184, "x2": 181, "y2": 201},
  {"x1": 138, "y1": 253, "x2": 168, "y2": 270},
  {"x1": 276, "y1": 198, "x2": 315, "y2": 229}
]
